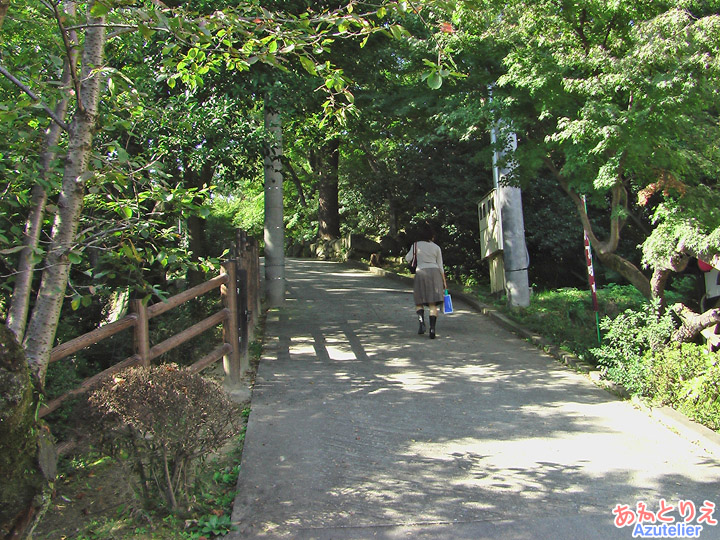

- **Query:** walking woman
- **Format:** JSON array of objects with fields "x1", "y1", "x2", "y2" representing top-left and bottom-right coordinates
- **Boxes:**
[{"x1": 405, "y1": 223, "x2": 447, "y2": 339}]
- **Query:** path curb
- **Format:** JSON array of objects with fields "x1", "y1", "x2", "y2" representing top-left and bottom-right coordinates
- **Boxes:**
[{"x1": 355, "y1": 261, "x2": 720, "y2": 459}]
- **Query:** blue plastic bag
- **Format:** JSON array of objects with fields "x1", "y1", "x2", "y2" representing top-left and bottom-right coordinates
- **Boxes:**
[{"x1": 443, "y1": 289, "x2": 453, "y2": 314}]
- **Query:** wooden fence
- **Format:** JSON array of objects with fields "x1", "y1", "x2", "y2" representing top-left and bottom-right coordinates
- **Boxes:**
[{"x1": 39, "y1": 231, "x2": 261, "y2": 419}]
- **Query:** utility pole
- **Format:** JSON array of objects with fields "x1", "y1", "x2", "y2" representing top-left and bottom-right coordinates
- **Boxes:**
[
  {"x1": 489, "y1": 92, "x2": 531, "y2": 308},
  {"x1": 264, "y1": 101, "x2": 285, "y2": 307}
]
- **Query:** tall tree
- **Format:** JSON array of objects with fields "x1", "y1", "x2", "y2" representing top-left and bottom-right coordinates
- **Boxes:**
[
  {"x1": 6, "y1": 0, "x2": 79, "y2": 341},
  {"x1": 23, "y1": 0, "x2": 106, "y2": 385}
]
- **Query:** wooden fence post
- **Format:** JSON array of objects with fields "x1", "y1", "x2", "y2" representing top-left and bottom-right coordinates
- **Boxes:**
[
  {"x1": 235, "y1": 230, "x2": 248, "y2": 354},
  {"x1": 221, "y1": 261, "x2": 243, "y2": 383},
  {"x1": 248, "y1": 236, "x2": 261, "y2": 335},
  {"x1": 131, "y1": 299, "x2": 150, "y2": 367}
]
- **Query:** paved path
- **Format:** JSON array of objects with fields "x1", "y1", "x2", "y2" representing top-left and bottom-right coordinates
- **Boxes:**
[{"x1": 228, "y1": 259, "x2": 720, "y2": 540}]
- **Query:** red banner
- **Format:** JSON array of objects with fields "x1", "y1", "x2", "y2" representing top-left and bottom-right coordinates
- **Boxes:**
[{"x1": 584, "y1": 228, "x2": 599, "y2": 312}]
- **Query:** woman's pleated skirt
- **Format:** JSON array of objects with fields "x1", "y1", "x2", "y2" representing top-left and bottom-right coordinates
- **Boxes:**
[{"x1": 413, "y1": 267, "x2": 444, "y2": 305}]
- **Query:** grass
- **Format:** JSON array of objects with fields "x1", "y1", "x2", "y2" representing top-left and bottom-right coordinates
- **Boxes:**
[{"x1": 475, "y1": 284, "x2": 649, "y2": 363}]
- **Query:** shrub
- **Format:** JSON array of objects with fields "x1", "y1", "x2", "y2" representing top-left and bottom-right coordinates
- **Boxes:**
[
  {"x1": 645, "y1": 343, "x2": 716, "y2": 405},
  {"x1": 676, "y1": 360, "x2": 720, "y2": 432},
  {"x1": 590, "y1": 301, "x2": 676, "y2": 395},
  {"x1": 88, "y1": 364, "x2": 240, "y2": 512}
]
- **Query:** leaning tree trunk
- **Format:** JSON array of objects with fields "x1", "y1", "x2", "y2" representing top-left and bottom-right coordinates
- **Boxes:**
[
  {"x1": 317, "y1": 138, "x2": 340, "y2": 241},
  {"x1": 0, "y1": 325, "x2": 56, "y2": 540},
  {"x1": 672, "y1": 304, "x2": 720, "y2": 343},
  {"x1": 596, "y1": 251, "x2": 652, "y2": 300},
  {"x1": 7, "y1": 1, "x2": 78, "y2": 341},
  {"x1": 23, "y1": 3, "x2": 106, "y2": 387},
  {"x1": 552, "y1": 163, "x2": 654, "y2": 301}
]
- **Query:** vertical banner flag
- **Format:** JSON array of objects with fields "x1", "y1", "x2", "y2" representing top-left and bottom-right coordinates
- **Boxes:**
[{"x1": 582, "y1": 196, "x2": 601, "y2": 342}]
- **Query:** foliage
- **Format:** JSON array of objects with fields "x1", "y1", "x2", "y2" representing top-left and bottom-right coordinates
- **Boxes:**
[
  {"x1": 466, "y1": 1, "x2": 720, "y2": 301},
  {"x1": 88, "y1": 364, "x2": 240, "y2": 512},
  {"x1": 676, "y1": 360, "x2": 720, "y2": 433},
  {"x1": 590, "y1": 302, "x2": 677, "y2": 394},
  {"x1": 642, "y1": 185, "x2": 720, "y2": 270},
  {"x1": 484, "y1": 284, "x2": 650, "y2": 360},
  {"x1": 644, "y1": 343, "x2": 720, "y2": 432},
  {"x1": 645, "y1": 343, "x2": 716, "y2": 404},
  {"x1": 191, "y1": 513, "x2": 235, "y2": 538}
]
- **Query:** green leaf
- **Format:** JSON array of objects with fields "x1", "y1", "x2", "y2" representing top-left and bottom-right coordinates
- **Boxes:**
[
  {"x1": 138, "y1": 22, "x2": 154, "y2": 39},
  {"x1": 90, "y1": 1, "x2": 109, "y2": 17},
  {"x1": 298, "y1": 56, "x2": 318, "y2": 76},
  {"x1": 0, "y1": 245, "x2": 26, "y2": 255},
  {"x1": 67, "y1": 251, "x2": 82, "y2": 264}
]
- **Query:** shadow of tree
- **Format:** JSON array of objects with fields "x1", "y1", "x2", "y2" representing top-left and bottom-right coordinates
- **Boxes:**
[{"x1": 232, "y1": 259, "x2": 720, "y2": 539}]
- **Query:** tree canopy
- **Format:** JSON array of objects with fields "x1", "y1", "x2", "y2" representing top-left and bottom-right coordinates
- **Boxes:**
[{"x1": 2, "y1": 0, "x2": 720, "y2": 378}]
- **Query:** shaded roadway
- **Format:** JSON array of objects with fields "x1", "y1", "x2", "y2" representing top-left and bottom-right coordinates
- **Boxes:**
[{"x1": 228, "y1": 258, "x2": 720, "y2": 539}]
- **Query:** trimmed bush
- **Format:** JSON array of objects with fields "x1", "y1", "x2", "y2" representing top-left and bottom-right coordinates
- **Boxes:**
[{"x1": 88, "y1": 364, "x2": 240, "y2": 511}]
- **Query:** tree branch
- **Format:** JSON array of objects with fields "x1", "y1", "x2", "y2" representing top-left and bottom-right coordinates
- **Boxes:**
[
  {"x1": 0, "y1": 64, "x2": 69, "y2": 131},
  {"x1": 51, "y1": 0, "x2": 84, "y2": 114},
  {"x1": 543, "y1": 155, "x2": 606, "y2": 251},
  {"x1": 671, "y1": 303, "x2": 720, "y2": 343},
  {"x1": 281, "y1": 156, "x2": 307, "y2": 207}
]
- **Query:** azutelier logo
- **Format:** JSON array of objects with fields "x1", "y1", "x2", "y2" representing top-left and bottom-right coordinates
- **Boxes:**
[{"x1": 613, "y1": 500, "x2": 718, "y2": 538}]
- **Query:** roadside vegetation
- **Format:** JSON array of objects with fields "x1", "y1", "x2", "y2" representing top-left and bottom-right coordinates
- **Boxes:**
[
  {"x1": 470, "y1": 280, "x2": 720, "y2": 435},
  {"x1": 2, "y1": 0, "x2": 719, "y2": 538}
]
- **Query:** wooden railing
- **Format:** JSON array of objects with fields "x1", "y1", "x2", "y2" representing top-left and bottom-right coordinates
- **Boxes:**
[{"x1": 39, "y1": 231, "x2": 261, "y2": 418}]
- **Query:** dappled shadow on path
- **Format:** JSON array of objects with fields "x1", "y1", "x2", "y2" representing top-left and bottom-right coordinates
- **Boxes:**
[{"x1": 233, "y1": 259, "x2": 720, "y2": 538}]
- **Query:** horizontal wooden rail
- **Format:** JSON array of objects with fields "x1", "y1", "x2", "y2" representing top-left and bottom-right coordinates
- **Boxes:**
[
  {"x1": 40, "y1": 354, "x2": 142, "y2": 417},
  {"x1": 147, "y1": 273, "x2": 228, "y2": 319},
  {"x1": 190, "y1": 343, "x2": 232, "y2": 373},
  {"x1": 41, "y1": 232, "x2": 260, "y2": 423},
  {"x1": 146, "y1": 308, "x2": 229, "y2": 362},
  {"x1": 50, "y1": 314, "x2": 138, "y2": 363}
]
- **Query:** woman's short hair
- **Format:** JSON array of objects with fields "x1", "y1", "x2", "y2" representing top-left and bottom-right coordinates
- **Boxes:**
[{"x1": 417, "y1": 222, "x2": 435, "y2": 242}]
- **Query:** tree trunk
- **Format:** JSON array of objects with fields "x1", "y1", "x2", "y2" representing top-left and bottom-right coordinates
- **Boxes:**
[
  {"x1": 317, "y1": 138, "x2": 340, "y2": 241},
  {"x1": 596, "y1": 251, "x2": 652, "y2": 300},
  {"x1": 185, "y1": 162, "x2": 214, "y2": 287},
  {"x1": 0, "y1": 325, "x2": 55, "y2": 540},
  {"x1": 7, "y1": 2, "x2": 78, "y2": 341},
  {"x1": 23, "y1": 3, "x2": 106, "y2": 386},
  {"x1": 0, "y1": 0, "x2": 9, "y2": 29},
  {"x1": 263, "y1": 100, "x2": 285, "y2": 307},
  {"x1": 672, "y1": 303, "x2": 720, "y2": 343},
  {"x1": 650, "y1": 268, "x2": 671, "y2": 313},
  {"x1": 548, "y1": 160, "x2": 653, "y2": 300}
]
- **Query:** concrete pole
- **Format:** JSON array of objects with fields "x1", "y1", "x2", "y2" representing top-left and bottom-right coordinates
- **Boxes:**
[
  {"x1": 491, "y1": 126, "x2": 531, "y2": 308},
  {"x1": 264, "y1": 102, "x2": 285, "y2": 307}
]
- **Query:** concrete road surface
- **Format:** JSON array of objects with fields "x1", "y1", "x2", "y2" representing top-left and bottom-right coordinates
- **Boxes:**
[{"x1": 228, "y1": 259, "x2": 720, "y2": 540}]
